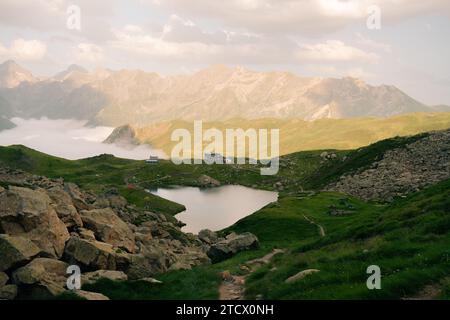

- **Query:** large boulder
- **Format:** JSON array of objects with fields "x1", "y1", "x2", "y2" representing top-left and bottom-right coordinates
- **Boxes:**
[
  {"x1": 80, "y1": 208, "x2": 135, "y2": 253},
  {"x1": 285, "y1": 269, "x2": 320, "y2": 284},
  {"x1": 0, "y1": 272, "x2": 8, "y2": 287},
  {"x1": 125, "y1": 248, "x2": 168, "y2": 280},
  {"x1": 46, "y1": 186, "x2": 83, "y2": 228},
  {"x1": 198, "y1": 175, "x2": 220, "y2": 187},
  {"x1": 64, "y1": 236, "x2": 129, "y2": 271},
  {"x1": 81, "y1": 270, "x2": 128, "y2": 285},
  {"x1": 0, "y1": 284, "x2": 18, "y2": 300},
  {"x1": 0, "y1": 234, "x2": 41, "y2": 271},
  {"x1": 0, "y1": 186, "x2": 70, "y2": 258},
  {"x1": 12, "y1": 258, "x2": 68, "y2": 299},
  {"x1": 207, "y1": 232, "x2": 259, "y2": 263},
  {"x1": 198, "y1": 229, "x2": 218, "y2": 244},
  {"x1": 64, "y1": 183, "x2": 91, "y2": 211},
  {"x1": 72, "y1": 290, "x2": 110, "y2": 300}
]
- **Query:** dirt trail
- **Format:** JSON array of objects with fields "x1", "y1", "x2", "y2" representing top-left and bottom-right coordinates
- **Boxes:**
[
  {"x1": 219, "y1": 249, "x2": 285, "y2": 300},
  {"x1": 303, "y1": 215, "x2": 325, "y2": 237}
]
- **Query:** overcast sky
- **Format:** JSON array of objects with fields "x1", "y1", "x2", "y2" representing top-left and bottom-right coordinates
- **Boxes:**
[{"x1": 0, "y1": 0, "x2": 449, "y2": 105}]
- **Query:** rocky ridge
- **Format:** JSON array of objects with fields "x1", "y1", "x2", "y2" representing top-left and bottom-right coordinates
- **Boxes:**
[
  {"x1": 0, "y1": 167, "x2": 259, "y2": 299},
  {"x1": 328, "y1": 129, "x2": 450, "y2": 201}
]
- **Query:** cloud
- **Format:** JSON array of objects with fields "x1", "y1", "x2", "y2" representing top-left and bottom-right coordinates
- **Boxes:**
[
  {"x1": 0, "y1": 38, "x2": 47, "y2": 61},
  {"x1": 295, "y1": 40, "x2": 378, "y2": 63},
  {"x1": 0, "y1": 0, "x2": 116, "y2": 43},
  {"x1": 0, "y1": 118, "x2": 167, "y2": 160},
  {"x1": 356, "y1": 33, "x2": 391, "y2": 53},
  {"x1": 75, "y1": 43, "x2": 104, "y2": 63},
  {"x1": 149, "y1": 0, "x2": 450, "y2": 36}
]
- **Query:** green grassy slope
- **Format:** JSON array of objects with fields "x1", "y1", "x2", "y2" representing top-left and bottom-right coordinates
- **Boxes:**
[
  {"x1": 83, "y1": 179, "x2": 450, "y2": 300},
  {"x1": 129, "y1": 112, "x2": 450, "y2": 156},
  {"x1": 1, "y1": 131, "x2": 449, "y2": 299}
]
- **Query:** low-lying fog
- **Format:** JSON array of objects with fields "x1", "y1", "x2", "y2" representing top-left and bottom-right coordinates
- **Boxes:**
[{"x1": 0, "y1": 118, "x2": 166, "y2": 160}]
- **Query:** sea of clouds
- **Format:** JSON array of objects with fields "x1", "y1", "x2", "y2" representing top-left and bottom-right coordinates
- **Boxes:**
[{"x1": 0, "y1": 118, "x2": 167, "y2": 160}]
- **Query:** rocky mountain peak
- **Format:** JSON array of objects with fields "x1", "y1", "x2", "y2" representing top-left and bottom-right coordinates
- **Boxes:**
[{"x1": 0, "y1": 60, "x2": 35, "y2": 88}]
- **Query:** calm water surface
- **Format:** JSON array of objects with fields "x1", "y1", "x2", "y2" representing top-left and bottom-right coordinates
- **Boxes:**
[{"x1": 150, "y1": 185, "x2": 278, "y2": 234}]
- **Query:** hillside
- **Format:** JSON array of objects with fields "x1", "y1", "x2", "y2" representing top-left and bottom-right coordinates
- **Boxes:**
[
  {"x1": 1, "y1": 130, "x2": 450, "y2": 300},
  {"x1": 0, "y1": 61, "x2": 436, "y2": 127},
  {"x1": 0, "y1": 60, "x2": 36, "y2": 88},
  {"x1": 105, "y1": 112, "x2": 450, "y2": 157}
]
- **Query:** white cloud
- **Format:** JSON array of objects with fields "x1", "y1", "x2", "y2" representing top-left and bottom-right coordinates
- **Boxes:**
[
  {"x1": 0, "y1": 38, "x2": 47, "y2": 61},
  {"x1": 124, "y1": 24, "x2": 144, "y2": 33},
  {"x1": 76, "y1": 43, "x2": 104, "y2": 63},
  {"x1": 356, "y1": 33, "x2": 391, "y2": 53},
  {"x1": 295, "y1": 40, "x2": 378, "y2": 63},
  {"x1": 0, "y1": 118, "x2": 167, "y2": 160},
  {"x1": 346, "y1": 67, "x2": 375, "y2": 80},
  {"x1": 147, "y1": 0, "x2": 450, "y2": 35}
]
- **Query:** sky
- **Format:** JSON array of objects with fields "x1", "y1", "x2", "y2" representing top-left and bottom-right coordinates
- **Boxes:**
[{"x1": 0, "y1": 0, "x2": 449, "y2": 105}]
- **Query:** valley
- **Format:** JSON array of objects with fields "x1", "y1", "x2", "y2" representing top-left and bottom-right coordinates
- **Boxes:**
[{"x1": 1, "y1": 129, "x2": 449, "y2": 300}]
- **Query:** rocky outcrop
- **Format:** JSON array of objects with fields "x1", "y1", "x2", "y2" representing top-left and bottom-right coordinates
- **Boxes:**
[
  {"x1": 199, "y1": 231, "x2": 260, "y2": 263},
  {"x1": 0, "y1": 167, "x2": 260, "y2": 300},
  {"x1": 198, "y1": 175, "x2": 221, "y2": 187},
  {"x1": 47, "y1": 186, "x2": 83, "y2": 228},
  {"x1": 0, "y1": 186, "x2": 70, "y2": 258},
  {"x1": 81, "y1": 270, "x2": 128, "y2": 285},
  {"x1": 64, "y1": 236, "x2": 129, "y2": 271},
  {"x1": 80, "y1": 208, "x2": 135, "y2": 253},
  {"x1": 0, "y1": 284, "x2": 18, "y2": 300},
  {"x1": 0, "y1": 272, "x2": 8, "y2": 287},
  {"x1": 328, "y1": 129, "x2": 450, "y2": 201},
  {"x1": 72, "y1": 290, "x2": 110, "y2": 300},
  {"x1": 0, "y1": 234, "x2": 41, "y2": 271},
  {"x1": 198, "y1": 229, "x2": 218, "y2": 244},
  {"x1": 12, "y1": 258, "x2": 68, "y2": 299},
  {"x1": 285, "y1": 269, "x2": 320, "y2": 284}
]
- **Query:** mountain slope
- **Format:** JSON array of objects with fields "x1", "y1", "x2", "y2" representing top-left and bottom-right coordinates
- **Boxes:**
[
  {"x1": 0, "y1": 61, "x2": 436, "y2": 126},
  {"x1": 105, "y1": 112, "x2": 450, "y2": 157},
  {"x1": 0, "y1": 60, "x2": 36, "y2": 88}
]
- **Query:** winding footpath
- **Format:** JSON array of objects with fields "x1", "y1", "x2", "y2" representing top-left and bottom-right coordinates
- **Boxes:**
[
  {"x1": 219, "y1": 249, "x2": 285, "y2": 300},
  {"x1": 303, "y1": 214, "x2": 326, "y2": 237}
]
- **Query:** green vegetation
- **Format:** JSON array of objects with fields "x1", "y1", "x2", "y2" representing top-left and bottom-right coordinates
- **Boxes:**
[
  {"x1": 1, "y1": 129, "x2": 449, "y2": 300},
  {"x1": 84, "y1": 180, "x2": 450, "y2": 300},
  {"x1": 131, "y1": 112, "x2": 450, "y2": 156}
]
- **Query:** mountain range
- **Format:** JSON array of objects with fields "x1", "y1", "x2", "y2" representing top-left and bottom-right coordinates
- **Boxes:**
[{"x1": 0, "y1": 60, "x2": 448, "y2": 128}]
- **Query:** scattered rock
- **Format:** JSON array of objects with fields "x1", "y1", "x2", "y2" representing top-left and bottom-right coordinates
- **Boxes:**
[
  {"x1": 78, "y1": 228, "x2": 96, "y2": 241},
  {"x1": 47, "y1": 186, "x2": 83, "y2": 228},
  {"x1": 13, "y1": 258, "x2": 68, "y2": 299},
  {"x1": 0, "y1": 272, "x2": 9, "y2": 287},
  {"x1": 0, "y1": 167, "x2": 214, "y2": 299},
  {"x1": 207, "y1": 232, "x2": 259, "y2": 263},
  {"x1": 198, "y1": 229, "x2": 218, "y2": 244},
  {"x1": 198, "y1": 175, "x2": 220, "y2": 187},
  {"x1": 0, "y1": 284, "x2": 17, "y2": 300},
  {"x1": 138, "y1": 277, "x2": 163, "y2": 284},
  {"x1": 285, "y1": 269, "x2": 320, "y2": 284},
  {"x1": 328, "y1": 130, "x2": 450, "y2": 201},
  {"x1": 0, "y1": 234, "x2": 41, "y2": 272},
  {"x1": 0, "y1": 186, "x2": 70, "y2": 258},
  {"x1": 64, "y1": 183, "x2": 90, "y2": 211},
  {"x1": 80, "y1": 208, "x2": 135, "y2": 253},
  {"x1": 72, "y1": 290, "x2": 110, "y2": 300},
  {"x1": 81, "y1": 270, "x2": 128, "y2": 285},
  {"x1": 64, "y1": 236, "x2": 125, "y2": 271}
]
